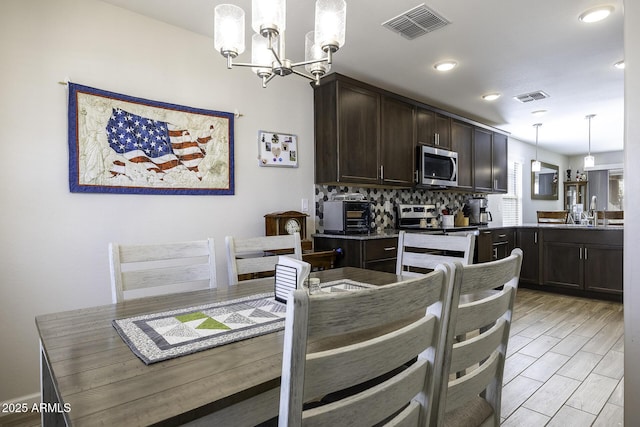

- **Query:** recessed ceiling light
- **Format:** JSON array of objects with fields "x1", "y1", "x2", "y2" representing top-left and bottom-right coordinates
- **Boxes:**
[
  {"x1": 532, "y1": 110, "x2": 548, "y2": 116},
  {"x1": 482, "y1": 93, "x2": 501, "y2": 101},
  {"x1": 434, "y1": 61, "x2": 457, "y2": 72},
  {"x1": 614, "y1": 60, "x2": 625, "y2": 69},
  {"x1": 579, "y1": 5, "x2": 614, "y2": 23}
]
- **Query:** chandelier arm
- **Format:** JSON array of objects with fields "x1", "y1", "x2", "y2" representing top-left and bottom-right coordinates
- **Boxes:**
[
  {"x1": 290, "y1": 69, "x2": 316, "y2": 81},
  {"x1": 227, "y1": 61, "x2": 272, "y2": 69},
  {"x1": 290, "y1": 57, "x2": 330, "y2": 68}
]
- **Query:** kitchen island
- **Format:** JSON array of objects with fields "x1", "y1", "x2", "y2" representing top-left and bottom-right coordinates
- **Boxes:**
[{"x1": 314, "y1": 223, "x2": 623, "y2": 301}]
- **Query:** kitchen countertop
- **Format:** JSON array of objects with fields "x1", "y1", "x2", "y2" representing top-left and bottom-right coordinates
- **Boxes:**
[{"x1": 313, "y1": 223, "x2": 623, "y2": 240}]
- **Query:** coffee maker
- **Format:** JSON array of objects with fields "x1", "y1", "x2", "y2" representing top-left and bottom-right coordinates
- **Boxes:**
[{"x1": 466, "y1": 197, "x2": 492, "y2": 225}]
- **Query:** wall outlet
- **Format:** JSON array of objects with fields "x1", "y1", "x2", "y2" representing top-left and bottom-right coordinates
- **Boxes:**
[{"x1": 301, "y1": 198, "x2": 309, "y2": 213}]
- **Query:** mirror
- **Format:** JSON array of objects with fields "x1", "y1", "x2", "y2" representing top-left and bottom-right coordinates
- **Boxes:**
[{"x1": 531, "y1": 160, "x2": 559, "y2": 200}]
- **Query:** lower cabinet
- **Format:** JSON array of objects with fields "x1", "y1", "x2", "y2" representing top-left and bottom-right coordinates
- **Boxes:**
[
  {"x1": 516, "y1": 228, "x2": 540, "y2": 285},
  {"x1": 477, "y1": 228, "x2": 515, "y2": 263},
  {"x1": 541, "y1": 228, "x2": 623, "y2": 296},
  {"x1": 313, "y1": 236, "x2": 398, "y2": 273}
]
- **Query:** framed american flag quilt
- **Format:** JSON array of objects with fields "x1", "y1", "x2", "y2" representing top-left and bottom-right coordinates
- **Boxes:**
[{"x1": 68, "y1": 83, "x2": 234, "y2": 195}]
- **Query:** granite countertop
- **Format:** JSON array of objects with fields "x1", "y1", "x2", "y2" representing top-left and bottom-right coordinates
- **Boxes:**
[{"x1": 313, "y1": 223, "x2": 623, "y2": 240}]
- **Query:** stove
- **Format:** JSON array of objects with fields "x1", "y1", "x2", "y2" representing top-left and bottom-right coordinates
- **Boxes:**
[{"x1": 395, "y1": 203, "x2": 479, "y2": 234}]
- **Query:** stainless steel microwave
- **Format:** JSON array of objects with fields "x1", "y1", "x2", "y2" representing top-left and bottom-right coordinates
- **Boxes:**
[{"x1": 417, "y1": 145, "x2": 458, "y2": 187}]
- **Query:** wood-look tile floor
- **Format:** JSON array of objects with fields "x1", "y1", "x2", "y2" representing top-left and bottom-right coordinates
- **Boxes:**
[
  {"x1": 0, "y1": 288, "x2": 624, "y2": 427},
  {"x1": 502, "y1": 288, "x2": 624, "y2": 426}
]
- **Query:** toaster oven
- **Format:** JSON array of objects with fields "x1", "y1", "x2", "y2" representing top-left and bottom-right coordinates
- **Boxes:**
[{"x1": 323, "y1": 200, "x2": 373, "y2": 234}]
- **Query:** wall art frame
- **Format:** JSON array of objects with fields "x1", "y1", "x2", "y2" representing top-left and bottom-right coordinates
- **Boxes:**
[
  {"x1": 68, "y1": 83, "x2": 234, "y2": 195},
  {"x1": 257, "y1": 130, "x2": 298, "y2": 167}
]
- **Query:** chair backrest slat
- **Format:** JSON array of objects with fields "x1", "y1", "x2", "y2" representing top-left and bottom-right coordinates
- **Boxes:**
[
  {"x1": 225, "y1": 233, "x2": 302, "y2": 285},
  {"x1": 109, "y1": 238, "x2": 216, "y2": 303},
  {"x1": 396, "y1": 231, "x2": 475, "y2": 276}
]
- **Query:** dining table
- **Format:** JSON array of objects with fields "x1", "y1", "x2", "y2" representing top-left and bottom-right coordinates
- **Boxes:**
[{"x1": 36, "y1": 267, "x2": 403, "y2": 426}]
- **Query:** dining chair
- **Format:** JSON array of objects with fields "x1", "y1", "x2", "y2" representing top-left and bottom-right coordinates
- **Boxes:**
[
  {"x1": 434, "y1": 248, "x2": 523, "y2": 427},
  {"x1": 225, "y1": 233, "x2": 302, "y2": 285},
  {"x1": 109, "y1": 238, "x2": 216, "y2": 303},
  {"x1": 396, "y1": 230, "x2": 476, "y2": 277},
  {"x1": 536, "y1": 210, "x2": 569, "y2": 223},
  {"x1": 596, "y1": 210, "x2": 624, "y2": 226},
  {"x1": 278, "y1": 262, "x2": 458, "y2": 427}
]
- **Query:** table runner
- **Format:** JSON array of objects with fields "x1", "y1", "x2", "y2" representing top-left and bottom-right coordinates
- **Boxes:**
[{"x1": 113, "y1": 279, "x2": 374, "y2": 364}]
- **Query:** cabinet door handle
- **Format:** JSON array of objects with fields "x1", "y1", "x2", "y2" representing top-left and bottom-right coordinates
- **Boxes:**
[
  {"x1": 384, "y1": 246, "x2": 396, "y2": 251},
  {"x1": 498, "y1": 234, "x2": 507, "y2": 238},
  {"x1": 380, "y1": 165, "x2": 384, "y2": 180},
  {"x1": 435, "y1": 133, "x2": 439, "y2": 146},
  {"x1": 584, "y1": 247, "x2": 588, "y2": 260},
  {"x1": 579, "y1": 247, "x2": 583, "y2": 259},
  {"x1": 534, "y1": 232, "x2": 538, "y2": 244}
]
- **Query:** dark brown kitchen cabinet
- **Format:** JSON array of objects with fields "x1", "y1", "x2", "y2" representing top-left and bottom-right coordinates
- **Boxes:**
[
  {"x1": 416, "y1": 108, "x2": 451, "y2": 149},
  {"x1": 313, "y1": 236, "x2": 398, "y2": 273},
  {"x1": 492, "y1": 132, "x2": 508, "y2": 193},
  {"x1": 473, "y1": 128, "x2": 509, "y2": 193},
  {"x1": 541, "y1": 228, "x2": 622, "y2": 296},
  {"x1": 451, "y1": 120, "x2": 473, "y2": 190},
  {"x1": 473, "y1": 128, "x2": 493, "y2": 192},
  {"x1": 380, "y1": 96, "x2": 415, "y2": 186},
  {"x1": 314, "y1": 74, "x2": 413, "y2": 187},
  {"x1": 477, "y1": 228, "x2": 516, "y2": 263},
  {"x1": 517, "y1": 228, "x2": 540, "y2": 285},
  {"x1": 314, "y1": 78, "x2": 380, "y2": 185}
]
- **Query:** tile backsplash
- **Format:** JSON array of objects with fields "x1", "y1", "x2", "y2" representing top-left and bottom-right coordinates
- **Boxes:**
[{"x1": 315, "y1": 185, "x2": 482, "y2": 232}]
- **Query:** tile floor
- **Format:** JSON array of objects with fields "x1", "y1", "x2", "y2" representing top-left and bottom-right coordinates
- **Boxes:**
[{"x1": 501, "y1": 288, "x2": 624, "y2": 426}]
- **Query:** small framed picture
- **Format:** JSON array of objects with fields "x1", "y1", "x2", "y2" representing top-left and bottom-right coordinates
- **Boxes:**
[{"x1": 258, "y1": 131, "x2": 298, "y2": 167}]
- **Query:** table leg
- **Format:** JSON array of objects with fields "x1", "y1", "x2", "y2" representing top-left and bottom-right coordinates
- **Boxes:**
[{"x1": 40, "y1": 341, "x2": 67, "y2": 426}]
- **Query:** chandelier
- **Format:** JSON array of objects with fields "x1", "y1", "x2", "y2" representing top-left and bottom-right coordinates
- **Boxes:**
[{"x1": 214, "y1": 0, "x2": 347, "y2": 88}]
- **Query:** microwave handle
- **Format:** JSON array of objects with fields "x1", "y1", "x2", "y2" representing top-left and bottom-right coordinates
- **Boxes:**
[{"x1": 450, "y1": 156, "x2": 458, "y2": 180}]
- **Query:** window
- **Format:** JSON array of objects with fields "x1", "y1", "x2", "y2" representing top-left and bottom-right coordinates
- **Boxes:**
[{"x1": 502, "y1": 161, "x2": 522, "y2": 226}]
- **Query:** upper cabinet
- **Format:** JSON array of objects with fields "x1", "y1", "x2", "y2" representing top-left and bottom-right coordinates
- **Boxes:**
[
  {"x1": 473, "y1": 127, "x2": 509, "y2": 193},
  {"x1": 380, "y1": 96, "x2": 415, "y2": 186},
  {"x1": 313, "y1": 73, "x2": 508, "y2": 192},
  {"x1": 416, "y1": 108, "x2": 451, "y2": 149}
]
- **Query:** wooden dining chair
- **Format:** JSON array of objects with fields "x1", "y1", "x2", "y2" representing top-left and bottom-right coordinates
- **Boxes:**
[
  {"x1": 597, "y1": 210, "x2": 624, "y2": 226},
  {"x1": 434, "y1": 248, "x2": 523, "y2": 427},
  {"x1": 278, "y1": 263, "x2": 458, "y2": 427},
  {"x1": 225, "y1": 233, "x2": 302, "y2": 285},
  {"x1": 536, "y1": 210, "x2": 569, "y2": 223},
  {"x1": 109, "y1": 238, "x2": 216, "y2": 303},
  {"x1": 396, "y1": 230, "x2": 476, "y2": 277}
]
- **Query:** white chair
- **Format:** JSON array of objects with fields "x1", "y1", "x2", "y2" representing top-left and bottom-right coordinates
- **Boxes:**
[
  {"x1": 278, "y1": 263, "x2": 457, "y2": 427},
  {"x1": 109, "y1": 238, "x2": 216, "y2": 303},
  {"x1": 225, "y1": 233, "x2": 302, "y2": 286},
  {"x1": 435, "y1": 248, "x2": 523, "y2": 427},
  {"x1": 396, "y1": 230, "x2": 476, "y2": 277}
]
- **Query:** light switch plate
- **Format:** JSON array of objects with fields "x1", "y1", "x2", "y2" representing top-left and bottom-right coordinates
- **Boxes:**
[{"x1": 301, "y1": 198, "x2": 309, "y2": 213}]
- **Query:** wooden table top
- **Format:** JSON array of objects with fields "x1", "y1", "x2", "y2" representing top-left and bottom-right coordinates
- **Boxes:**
[{"x1": 36, "y1": 267, "x2": 402, "y2": 426}]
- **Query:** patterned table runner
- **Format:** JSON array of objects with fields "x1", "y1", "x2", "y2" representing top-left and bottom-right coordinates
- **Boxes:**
[{"x1": 113, "y1": 279, "x2": 374, "y2": 364}]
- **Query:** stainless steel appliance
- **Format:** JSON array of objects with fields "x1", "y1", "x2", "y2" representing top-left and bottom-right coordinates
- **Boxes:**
[
  {"x1": 417, "y1": 145, "x2": 458, "y2": 188},
  {"x1": 323, "y1": 198, "x2": 373, "y2": 234},
  {"x1": 395, "y1": 204, "x2": 439, "y2": 229},
  {"x1": 466, "y1": 197, "x2": 492, "y2": 225},
  {"x1": 396, "y1": 203, "x2": 478, "y2": 233}
]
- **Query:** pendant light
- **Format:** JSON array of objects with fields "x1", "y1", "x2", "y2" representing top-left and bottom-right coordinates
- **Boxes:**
[
  {"x1": 532, "y1": 123, "x2": 542, "y2": 172},
  {"x1": 584, "y1": 114, "x2": 596, "y2": 168}
]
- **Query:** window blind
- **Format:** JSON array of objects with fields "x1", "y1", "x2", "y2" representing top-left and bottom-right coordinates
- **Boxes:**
[{"x1": 502, "y1": 161, "x2": 522, "y2": 226}]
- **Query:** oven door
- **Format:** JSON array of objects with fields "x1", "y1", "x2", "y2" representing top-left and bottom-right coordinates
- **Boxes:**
[{"x1": 420, "y1": 146, "x2": 458, "y2": 187}]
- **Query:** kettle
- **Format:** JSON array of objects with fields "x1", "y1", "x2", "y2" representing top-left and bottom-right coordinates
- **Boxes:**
[{"x1": 479, "y1": 211, "x2": 493, "y2": 224}]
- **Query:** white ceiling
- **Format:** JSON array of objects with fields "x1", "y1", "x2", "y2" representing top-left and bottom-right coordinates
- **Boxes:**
[{"x1": 98, "y1": 0, "x2": 625, "y2": 155}]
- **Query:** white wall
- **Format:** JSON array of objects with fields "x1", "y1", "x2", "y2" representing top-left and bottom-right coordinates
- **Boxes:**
[
  {"x1": 488, "y1": 136, "x2": 568, "y2": 225},
  {"x1": 0, "y1": 0, "x2": 315, "y2": 402},
  {"x1": 624, "y1": 0, "x2": 640, "y2": 422}
]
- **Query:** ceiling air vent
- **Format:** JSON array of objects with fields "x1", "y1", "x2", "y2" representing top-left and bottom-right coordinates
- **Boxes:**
[
  {"x1": 514, "y1": 90, "x2": 550, "y2": 103},
  {"x1": 382, "y1": 3, "x2": 451, "y2": 40}
]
